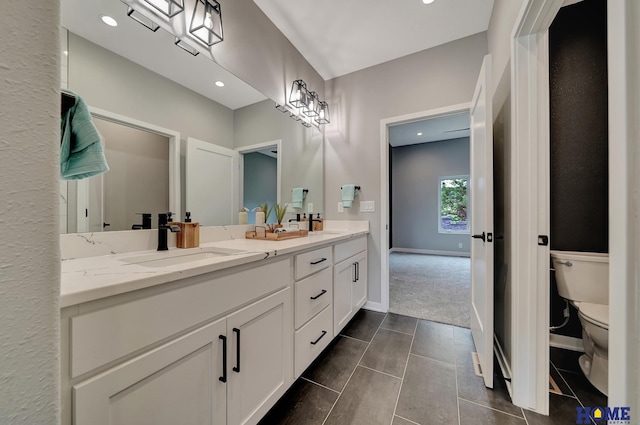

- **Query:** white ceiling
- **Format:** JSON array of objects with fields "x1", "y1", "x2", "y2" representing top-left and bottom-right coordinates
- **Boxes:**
[
  {"x1": 61, "y1": 0, "x2": 267, "y2": 110},
  {"x1": 252, "y1": 0, "x2": 495, "y2": 80},
  {"x1": 389, "y1": 112, "x2": 470, "y2": 147},
  {"x1": 61, "y1": 0, "x2": 494, "y2": 109}
]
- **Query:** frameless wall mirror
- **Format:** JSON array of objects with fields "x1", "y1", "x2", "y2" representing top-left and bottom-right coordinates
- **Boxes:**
[{"x1": 60, "y1": 0, "x2": 323, "y2": 232}]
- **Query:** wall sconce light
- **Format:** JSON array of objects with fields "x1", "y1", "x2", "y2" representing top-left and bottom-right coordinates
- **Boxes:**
[
  {"x1": 190, "y1": 0, "x2": 223, "y2": 46},
  {"x1": 303, "y1": 91, "x2": 319, "y2": 117},
  {"x1": 127, "y1": 7, "x2": 160, "y2": 32},
  {"x1": 275, "y1": 103, "x2": 288, "y2": 113},
  {"x1": 290, "y1": 112, "x2": 302, "y2": 122},
  {"x1": 315, "y1": 101, "x2": 330, "y2": 124},
  {"x1": 174, "y1": 38, "x2": 200, "y2": 56},
  {"x1": 143, "y1": 0, "x2": 184, "y2": 18},
  {"x1": 289, "y1": 80, "x2": 310, "y2": 108}
]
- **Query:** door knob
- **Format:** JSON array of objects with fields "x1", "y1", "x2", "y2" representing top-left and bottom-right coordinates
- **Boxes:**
[{"x1": 471, "y1": 232, "x2": 486, "y2": 242}]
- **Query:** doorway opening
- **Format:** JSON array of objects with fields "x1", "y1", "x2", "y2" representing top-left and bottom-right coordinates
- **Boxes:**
[{"x1": 387, "y1": 112, "x2": 472, "y2": 328}]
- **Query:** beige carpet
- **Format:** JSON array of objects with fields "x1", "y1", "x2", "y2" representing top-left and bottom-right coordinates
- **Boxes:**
[{"x1": 389, "y1": 252, "x2": 471, "y2": 328}]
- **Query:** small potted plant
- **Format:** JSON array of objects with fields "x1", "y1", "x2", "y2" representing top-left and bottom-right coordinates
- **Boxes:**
[{"x1": 273, "y1": 203, "x2": 289, "y2": 229}]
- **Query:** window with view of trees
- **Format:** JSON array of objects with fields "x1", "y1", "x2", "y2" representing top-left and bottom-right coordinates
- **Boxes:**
[{"x1": 439, "y1": 176, "x2": 469, "y2": 233}]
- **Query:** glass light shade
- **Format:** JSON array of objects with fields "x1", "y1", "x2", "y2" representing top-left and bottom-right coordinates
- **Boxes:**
[
  {"x1": 315, "y1": 101, "x2": 330, "y2": 124},
  {"x1": 143, "y1": 0, "x2": 184, "y2": 18},
  {"x1": 174, "y1": 38, "x2": 199, "y2": 56},
  {"x1": 190, "y1": 0, "x2": 223, "y2": 46},
  {"x1": 289, "y1": 80, "x2": 310, "y2": 108},
  {"x1": 127, "y1": 7, "x2": 160, "y2": 32},
  {"x1": 290, "y1": 112, "x2": 301, "y2": 122},
  {"x1": 303, "y1": 91, "x2": 319, "y2": 117}
]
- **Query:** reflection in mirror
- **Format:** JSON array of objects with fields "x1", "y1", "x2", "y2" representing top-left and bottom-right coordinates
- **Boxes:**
[{"x1": 60, "y1": 0, "x2": 323, "y2": 233}]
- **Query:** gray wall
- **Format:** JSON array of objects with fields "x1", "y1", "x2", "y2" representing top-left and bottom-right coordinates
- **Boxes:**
[
  {"x1": 0, "y1": 2, "x2": 61, "y2": 423},
  {"x1": 243, "y1": 152, "x2": 277, "y2": 224},
  {"x1": 324, "y1": 32, "x2": 488, "y2": 305},
  {"x1": 68, "y1": 33, "x2": 234, "y2": 149},
  {"x1": 391, "y1": 138, "x2": 471, "y2": 254},
  {"x1": 234, "y1": 99, "x2": 324, "y2": 216}
]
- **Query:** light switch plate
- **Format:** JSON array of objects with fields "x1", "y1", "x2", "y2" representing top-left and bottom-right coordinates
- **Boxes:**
[
  {"x1": 307, "y1": 203, "x2": 313, "y2": 213},
  {"x1": 338, "y1": 202, "x2": 344, "y2": 212},
  {"x1": 360, "y1": 201, "x2": 375, "y2": 212}
]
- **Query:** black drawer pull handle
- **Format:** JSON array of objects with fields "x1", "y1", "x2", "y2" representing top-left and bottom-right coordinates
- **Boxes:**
[
  {"x1": 233, "y1": 328, "x2": 241, "y2": 373},
  {"x1": 356, "y1": 262, "x2": 360, "y2": 281},
  {"x1": 219, "y1": 335, "x2": 227, "y2": 383},
  {"x1": 352, "y1": 263, "x2": 357, "y2": 282},
  {"x1": 310, "y1": 258, "x2": 327, "y2": 265},
  {"x1": 310, "y1": 289, "x2": 327, "y2": 300},
  {"x1": 310, "y1": 330, "x2": 327, "y2": 345}
]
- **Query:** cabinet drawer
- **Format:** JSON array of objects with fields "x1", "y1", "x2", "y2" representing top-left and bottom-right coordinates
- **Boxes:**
[
  {"x1": 295, "y1": 267, "x2": 332, "y2": 329},
  {"x1": 70, "y1": 259, "x2": 290, "y2": 378},
  {"x1": 334, "y1": 236, "x2": 367, "y2": 264},
  {"x1": 294, "y1": 305, "x2": 333, "y2": 378},
  {"x1": 295, "y1": 246, "x2": 333, "y2": 280}
]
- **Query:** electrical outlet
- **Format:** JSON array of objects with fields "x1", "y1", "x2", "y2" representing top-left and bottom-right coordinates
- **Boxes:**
[
  {"x1": 458, "y1": 243, "x2": 463, "y2": 248},
  {"x1": 338, "y1": 202, "x2": 344, "y2": 213},
  {"x1": 307, "y1": 203, "x2": 313, "y2": 213}
]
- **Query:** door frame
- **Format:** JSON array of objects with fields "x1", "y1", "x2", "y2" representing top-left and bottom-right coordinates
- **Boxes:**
[
  {"x1": 73, "y1": 107, "x2": 181, "y2": 232},
  {"x1": 511, "y1": 0, "x2": 635, "y2": 414},
  {"x1": 379, "y1": 102, "x2": 471, "y2": 313},
  {"x1": 236, "y1": 140, "x2": 283, "y2": 213}
]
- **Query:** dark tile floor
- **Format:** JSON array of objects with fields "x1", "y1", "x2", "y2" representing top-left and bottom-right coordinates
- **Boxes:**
[{"x1": 258, "y1": 310, "x2": 607, "y2": 425}]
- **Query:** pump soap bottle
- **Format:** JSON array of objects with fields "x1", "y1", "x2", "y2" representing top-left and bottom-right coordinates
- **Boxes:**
[{"x1": 239, "y1": 207, "x2": 249, "y2": 225}]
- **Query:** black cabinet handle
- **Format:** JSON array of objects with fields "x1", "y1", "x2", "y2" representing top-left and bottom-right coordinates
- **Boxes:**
[
  {"x1": 310, "y1": 289, "x2": 327, "y2": 300},
  {"x1": 356, "y1": 262, "x2": 360, "y2": 281},
  {"x1": 471, "y1": 232, "x2": 486, "y2": 242},
  {"x1": 310, "y1": 330, "x2": 327, "y2": 345},
  {"x1": 310, "y1": 258, "x2": 327, "y2": 265},
  {"x1": 219, "y1": 335, "x2": 227, "y2": 383},
  {"x1": 352, "y1": 263, "x2": 357, "y2": 282},
  {"x1": 232, "y1": 328, "x2": 241, "y2": 373}
]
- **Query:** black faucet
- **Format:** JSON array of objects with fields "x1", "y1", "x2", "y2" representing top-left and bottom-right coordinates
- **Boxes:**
[
  {"x1": 132, "y1": 213, "x2": 152, "y2": 230},
  {"x1": 157, "y1": 212, "x2": 180, "y2": 251},
  {"x1": 308, "y1": 217, "x2": 322, "y2": 232},
  {"x1": 288, "y1": 213, "x2": 301, "y2": 222}
]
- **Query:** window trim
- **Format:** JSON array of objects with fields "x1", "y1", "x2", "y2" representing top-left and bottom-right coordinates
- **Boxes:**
[{"x1": 437, "y1": 174, "x2": 470, "y2": 234}]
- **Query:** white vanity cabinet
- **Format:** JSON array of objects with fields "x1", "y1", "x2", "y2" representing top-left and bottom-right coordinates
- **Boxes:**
[
  {"x1": 333, "y1": 236, "x2": 368, "y2": 335},
  {"x1": 63, "y1": 259, "x2": 293, "y2": 425},
  {"x1": 293, "y1": 246, "x2": 334, "y2": 378}
]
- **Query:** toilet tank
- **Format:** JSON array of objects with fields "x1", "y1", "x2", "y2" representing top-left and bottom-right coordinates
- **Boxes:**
[{"x1": 550, "y1": 251, "x2": 609, "y2": 304}]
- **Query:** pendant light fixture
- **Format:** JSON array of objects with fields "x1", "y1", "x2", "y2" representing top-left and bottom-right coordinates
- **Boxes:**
[
  {"x1": 127, "y1": 7, "x2": 160, "y2": 32},
  {"x1": 289, "y1": 80, "x2": 310, "y2": 108},
  {"x1": 315, "y1": 101, "x2": 330, "y2": 124},
  {"x1": 143, "y1": 0, "x2": 184, "y2": 18},
  {"x1": 190, "y1": 0, "x2": 224, "y2": 46},
  {"x1": 303, "y1": 91, "x2": 319, "y2": 117}
]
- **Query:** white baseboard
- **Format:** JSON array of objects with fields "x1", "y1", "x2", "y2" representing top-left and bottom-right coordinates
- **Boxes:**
[
  {"x1": 363, "y1": 301, "x2": 385, "y2": 313},
  {"x1": 550, "y1": 334, "x2": 584, "y2": 352},
  {"x1": 390, "y1": 247, "x2": 470, "y2": 258}
]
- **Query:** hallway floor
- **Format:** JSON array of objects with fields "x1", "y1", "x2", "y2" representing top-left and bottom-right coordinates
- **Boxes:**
[{"x1": 259, "y1": 310, "x2": 607, "y2": 425}]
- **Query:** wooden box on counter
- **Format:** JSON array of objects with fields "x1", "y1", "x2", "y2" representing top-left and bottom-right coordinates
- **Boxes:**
[{"x1": 170, "y1": 222, "x2": 200, "y2": 248}]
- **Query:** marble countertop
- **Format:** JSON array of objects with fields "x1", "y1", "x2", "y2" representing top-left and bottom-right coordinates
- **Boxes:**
[{"x1": 61, "y1": 229, "x2": 368, "y2": 308}]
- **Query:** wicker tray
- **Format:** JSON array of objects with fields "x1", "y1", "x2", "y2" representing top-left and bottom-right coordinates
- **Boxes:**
[{"x1": 245, "y1": 229, "x2": 309, "y2": 240}]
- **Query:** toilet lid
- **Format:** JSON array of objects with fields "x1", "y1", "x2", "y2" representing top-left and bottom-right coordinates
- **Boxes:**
[{"x1": 577, "y1": 302, "x2": 609, "y2": 328}]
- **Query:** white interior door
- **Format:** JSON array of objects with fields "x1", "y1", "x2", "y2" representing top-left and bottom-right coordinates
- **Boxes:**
[
  {"x1": 186, "y1": 138, "x2": 239, "y2": 226},
  {"x1": 470, "y1": 54, "x2": 494, "y2": 388}
]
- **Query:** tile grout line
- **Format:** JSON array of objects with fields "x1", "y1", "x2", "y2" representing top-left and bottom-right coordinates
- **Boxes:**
[
  {"x1": 379, "y1": 325, "x2": 416, "y2": 337},
  {"x1": 457, "y1": 398, "x2": 528, "y2": 421},
  {"x1": 358, "y1": 364, "x2": 403, "y2": 381},
  {"x1": 408, "y1": 351, "x2": 456, "y2": 367},
  {"x1": 300, "y1": 376, "x2": 341, "y2": 395},
  {"x1": 320, "y1": 313, "x2": 388, "y2": 425},
  {"x1": 389, "y1": 317, "x2": 419, "y2": 425},
  {"x1": 338, "y1": 333, "x2": 371, "y2": 344},
  {"x1": 551, "y1": 362, "x2": 585, "y2": 406},
  {"x1": 453, "y1": 328, "x2": 461, "y2": 425},
  {"x1": 394, "y1": 414, "x2": 421, "y2": 425}
]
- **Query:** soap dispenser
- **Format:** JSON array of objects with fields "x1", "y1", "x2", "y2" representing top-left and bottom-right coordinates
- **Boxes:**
[
  {"x1": 171, "y1": 211, "x2": 200, "y2": 248},
  {"x1": 238, "y1": 207, "x2": 248, "y2": 225},
  {"x1": 255, "y1": 207, "x2": 265, "y2": 226}
]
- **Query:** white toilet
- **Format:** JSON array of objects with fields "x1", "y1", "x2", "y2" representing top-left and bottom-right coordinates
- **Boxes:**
[{"x1": 550, "y1": 250, "x2": 609, "y2": 395}]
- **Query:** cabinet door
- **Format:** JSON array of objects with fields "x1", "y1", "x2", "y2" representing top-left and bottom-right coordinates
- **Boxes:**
[
  {"x1": 226, "y1": 288, "x2": 293, "y2": 425},
  {"x1": 333, "y1": 259, "x2": 355, "y2": 335},
  {"x1": 352, "y1": 252, "x2": 368, "y2": 311},
  {"x1": 73, "y1": 318, "x2": 227, "y2": 425}
]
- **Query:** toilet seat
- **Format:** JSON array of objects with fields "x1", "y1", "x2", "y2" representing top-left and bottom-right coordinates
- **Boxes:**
[{"x1": 575, "y1": 302, "x2": 609, "y2": 329}]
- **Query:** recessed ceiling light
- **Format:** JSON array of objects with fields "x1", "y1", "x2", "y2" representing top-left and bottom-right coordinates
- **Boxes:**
[
  {"x1": 422, "y1": 0, "x2": 435, "y2": 4},
  {"x1": 417, "y1": 132, "x2": 423, "y2": 136},
  {"x1": 215, "y1": 81, "x2": 225, "y2": 87},
  {"x1": 100, "y1": 15, "x2": 118, "y2": 27}
]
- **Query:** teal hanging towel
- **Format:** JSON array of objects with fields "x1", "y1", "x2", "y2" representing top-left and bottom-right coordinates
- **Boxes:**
[{"x1": 60, "y1": 89, "x2": 109, "y2": 180}]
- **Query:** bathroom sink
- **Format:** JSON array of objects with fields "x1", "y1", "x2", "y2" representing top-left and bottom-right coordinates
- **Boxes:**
[{"x1": 120, "y1": 247, "x2": 249, "y2": 268}]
